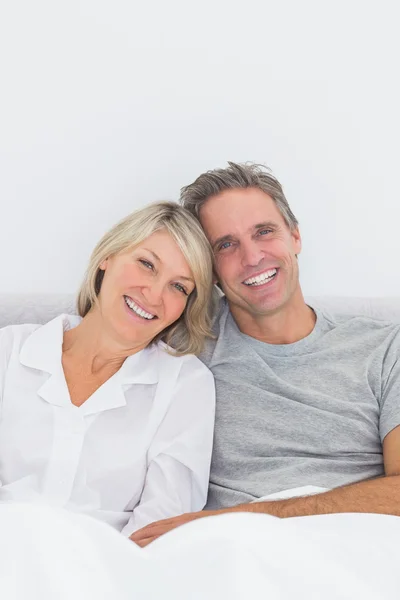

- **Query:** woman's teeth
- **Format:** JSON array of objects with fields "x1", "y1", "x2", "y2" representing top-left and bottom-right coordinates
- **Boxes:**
[
  {"x1": 244, "y1": 268, "x2": 277, "y2": 286},
  {"x1": 124, "y1": 296, "x2": 155, "y2": 320}
]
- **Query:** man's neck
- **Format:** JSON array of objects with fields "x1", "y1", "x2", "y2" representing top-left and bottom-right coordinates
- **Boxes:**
[{"x1": 229, "y1": 291, "x2": 316, "y2": 345}]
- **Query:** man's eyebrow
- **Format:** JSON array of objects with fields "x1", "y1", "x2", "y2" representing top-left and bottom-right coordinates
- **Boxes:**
[
  {"x1": 211, "y1": 234, "x2": 234, "y2": 250},
  {"x1": 211, "y1": 222, "x2": 278, "y2": 250},
  {"x1": 253, "y1": 221, "x2": 277, "y2": 230},
  {"x1": 143, "y1": 248, "x2": 194, "y2": 284}
]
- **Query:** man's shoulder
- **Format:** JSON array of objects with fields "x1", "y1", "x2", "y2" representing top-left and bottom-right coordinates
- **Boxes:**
[
  {"x1": 199, "y1": 296, "x2": 234, "y2": 367},
  {"x1": 211, "y1": 295, "x2": 230, "y2": 332},
  {"x1": 311, "y1": 309, "x2": 400, "y2": 370},
  {"x1": 317, "y1": 308, "x2": 400, "y2": 340}
]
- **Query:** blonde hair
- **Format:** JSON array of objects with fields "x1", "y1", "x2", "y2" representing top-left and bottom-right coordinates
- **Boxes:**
[{"x1": 77, "y1": 202, "x2": 216, "y2": 355}]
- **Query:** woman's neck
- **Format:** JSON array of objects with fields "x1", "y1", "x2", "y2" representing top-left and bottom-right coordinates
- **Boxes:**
[{"x1": 62, "y1": 311, "x2": 146, "y2": 375}]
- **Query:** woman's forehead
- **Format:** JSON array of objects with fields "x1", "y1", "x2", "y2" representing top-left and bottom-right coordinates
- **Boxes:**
[{"x1": 130, "y1": 231, "x2": 195, "y2": 281}]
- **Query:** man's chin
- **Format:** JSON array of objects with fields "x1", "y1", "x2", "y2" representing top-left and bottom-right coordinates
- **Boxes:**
[
  {"x1": 247, "y1": 286, "x2": 283, "y2": 309},
  {"x1": 227, "y1": 295, "x2": 285, "y2": 318}
]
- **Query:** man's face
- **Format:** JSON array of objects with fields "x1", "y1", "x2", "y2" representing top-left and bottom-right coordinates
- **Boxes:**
[{"x1": 199, "y1": 188, "x2": 302, "y2": 320}]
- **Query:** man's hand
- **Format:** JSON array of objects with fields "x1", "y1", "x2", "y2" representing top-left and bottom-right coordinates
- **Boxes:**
[
  {"x1": 130, "y1": 436, "x2": 400, "y2": 548},
  {"x1": 130, "y1": 510, "x2": 217, "y2": 547}
]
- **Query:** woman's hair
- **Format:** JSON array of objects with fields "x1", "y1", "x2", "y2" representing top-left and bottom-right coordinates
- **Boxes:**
[{"x1": 76, "y1": 201, "x2": 216, "y2": 356}]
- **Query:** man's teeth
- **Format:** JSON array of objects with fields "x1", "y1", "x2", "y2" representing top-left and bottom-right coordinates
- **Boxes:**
[
  {"x1": 244, "y1": 268, "x2": 277, "y2": 286},
  {"x1": 124, "y1": 296, "x2": 155, "y2": 320}
]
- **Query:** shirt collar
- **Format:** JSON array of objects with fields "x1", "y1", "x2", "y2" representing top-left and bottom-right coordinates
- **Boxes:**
[
  {"x1": 117, "y1": 344, "x2": 160, "y2": 385},
  {"x1": 19, "y1": 313, "x2": 160, "y2": 385},
  {"x1": 19, "y1": 314, "x2": 80, "y2": 374}
]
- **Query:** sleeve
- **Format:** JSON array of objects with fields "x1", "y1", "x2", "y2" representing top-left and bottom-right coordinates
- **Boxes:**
[
  {"x1": 379, "y1": 327, "x2": 400, "y2": 441},
  {"x1": 121, "y1": 357, "x2": 215, "y2": 536}
]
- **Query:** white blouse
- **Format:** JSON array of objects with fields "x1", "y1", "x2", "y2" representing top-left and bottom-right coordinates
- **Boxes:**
[{"x1": 0, "y1": 314, "x2": 215, "y2": 536}]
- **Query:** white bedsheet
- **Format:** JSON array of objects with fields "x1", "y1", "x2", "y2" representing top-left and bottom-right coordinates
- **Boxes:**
[
  {"x1": 1, "y1": 503, "x2": 399, "y2": 599},
  {"x1": 257, "y1": 484, "x2": 329, "y2": 501}
]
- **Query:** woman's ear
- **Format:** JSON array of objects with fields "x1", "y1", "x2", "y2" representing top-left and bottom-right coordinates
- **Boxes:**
[{"x1": 99, "y1": 259, "x2": 108, "y2": 271}]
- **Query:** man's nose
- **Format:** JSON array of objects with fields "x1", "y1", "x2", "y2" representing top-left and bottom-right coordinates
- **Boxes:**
[{"x1": 241, "y1": 242, "x2": 264, "y2": 268}]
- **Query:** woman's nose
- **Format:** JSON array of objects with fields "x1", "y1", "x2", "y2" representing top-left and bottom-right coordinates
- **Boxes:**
[{"x1": 141, "y1": 280, "x2": 164, "y2": 307}]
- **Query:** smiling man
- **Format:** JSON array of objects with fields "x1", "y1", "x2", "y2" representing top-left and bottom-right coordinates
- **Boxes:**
[{"x1": 131, "y1": 162, "x2": 400, "y2": 547}]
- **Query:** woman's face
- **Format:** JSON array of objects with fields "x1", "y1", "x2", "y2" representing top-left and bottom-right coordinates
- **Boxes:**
[{"x1": 97, "y1": 229, "x2": 195, "y2": 349}]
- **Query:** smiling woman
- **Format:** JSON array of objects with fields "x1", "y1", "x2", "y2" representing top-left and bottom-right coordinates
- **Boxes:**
[
  {"x1": 77, "y1": 202, "x2": 216, "y2": 355},
  {"x1": 0, "y1": 201, "x2": 217, "y2": 537}
]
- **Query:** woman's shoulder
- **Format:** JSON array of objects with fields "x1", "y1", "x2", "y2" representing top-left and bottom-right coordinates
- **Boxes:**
[
  {"x1": 153, "y1": 343, "x2": 215, "y2": 409},
  {"x1": 0, "y1": 322, "x2": 42, "y2": 348},
  {"x1": 0, "y1": 323, "x2": 43, "y2": 375},
  {"x1": 0, "y1": 314, "x2": 76, "y2": 357},
  {"x1": 155, "y1": 341, "x2": 214, "y2": 379}
]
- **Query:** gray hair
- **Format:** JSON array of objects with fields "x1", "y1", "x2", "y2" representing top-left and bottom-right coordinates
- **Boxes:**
[
  {"x1": 77, "y1": 201, "x2": 216, "y2": 356},
  {"x1": 180, "y1": 161, "x2": 298, "y2": 230}
]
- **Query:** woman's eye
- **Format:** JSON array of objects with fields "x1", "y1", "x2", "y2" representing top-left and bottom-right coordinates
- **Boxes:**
[
  {"x1": 139, "y1": 259, "x2": 154, "y2": 270},
  {"x1": 173, "y1": 283, "x2": 188, "y2": 296}
]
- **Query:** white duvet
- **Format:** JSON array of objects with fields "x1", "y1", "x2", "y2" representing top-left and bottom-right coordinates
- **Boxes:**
[{"x1": 1, "y1": 501, "x2": 399, "y2": 599}]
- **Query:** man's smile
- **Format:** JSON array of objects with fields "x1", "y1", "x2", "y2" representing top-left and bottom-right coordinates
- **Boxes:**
[{"x1": 243, "y1": 268, "x2": 278, "y2": 287}]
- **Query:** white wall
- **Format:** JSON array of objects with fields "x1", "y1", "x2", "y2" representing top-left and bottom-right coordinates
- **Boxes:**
[{"x1": 1, "y1": 0, "x2": 399, "y2": 297}]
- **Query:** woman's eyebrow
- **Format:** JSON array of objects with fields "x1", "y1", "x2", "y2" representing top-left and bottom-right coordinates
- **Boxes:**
[
  {"x1": 143, "y1": 248, "x2": 194, "y2": 284},
  {"x1": 143, "y1": 248, "x2": 161, "y2": 262}
]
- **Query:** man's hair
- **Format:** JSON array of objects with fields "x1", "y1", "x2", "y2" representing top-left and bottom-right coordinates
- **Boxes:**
[{"x1": 180, "y1": 161, "x2": 298, "y2": 230}]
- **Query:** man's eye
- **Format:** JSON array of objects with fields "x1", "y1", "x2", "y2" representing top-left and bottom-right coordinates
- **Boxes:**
[
  {"x1": 173, "y1": 283, "x2": 188, "y2": 296},
  {"x1": 219, "y1": 241, "x2": 232, "y2": 250},
  {"x1": 258, "y1": 229, "x2": 272, "y2": 236},
  {"x1": 139, "y1": 259, "x2": 154, "y2": 270}
]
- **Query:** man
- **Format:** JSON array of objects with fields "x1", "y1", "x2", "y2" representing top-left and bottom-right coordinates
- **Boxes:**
[{"x1": 131, "y1": 162, "x2": 400, "y2": 547}]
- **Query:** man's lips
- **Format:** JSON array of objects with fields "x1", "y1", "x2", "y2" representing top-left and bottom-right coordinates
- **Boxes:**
[{"x1": 242, "y1": 268, "x2": 278, "y2": 287}]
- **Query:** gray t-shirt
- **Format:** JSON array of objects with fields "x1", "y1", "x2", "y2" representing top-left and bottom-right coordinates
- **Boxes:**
[{"x1": 200, "y1": 298, "x2": 400, "y2": 509}]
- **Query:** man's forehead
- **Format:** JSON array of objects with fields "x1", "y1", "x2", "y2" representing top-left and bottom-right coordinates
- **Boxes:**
[
  {"x1": 199, "y1": 189, "x2": 283, "y2": 236},
  {"x1": 201, "y1": 188, "x2": 278, "y2": 214}
]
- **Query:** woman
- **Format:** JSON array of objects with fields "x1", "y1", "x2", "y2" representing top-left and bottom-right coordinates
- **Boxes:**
[{"x1": 0, "y1": 201, "x2": 216, "y2": 537}]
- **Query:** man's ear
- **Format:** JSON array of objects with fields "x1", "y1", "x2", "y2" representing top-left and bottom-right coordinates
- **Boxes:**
[
  {"x1": 291, "y1": 227, "x2": 302, "y2": 256},
  {"x1": 212, "y1": 271, "x2": 222, "y2": 289}
]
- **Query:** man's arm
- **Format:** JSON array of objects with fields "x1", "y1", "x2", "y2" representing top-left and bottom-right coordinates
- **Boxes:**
[
  {"x1": 246, "y1": 474, "x2": 400, "y2": 518},
  {"x1": 247, "y1": 425, "x2": 400, "y2": 516},
  {"x1": 131, "y1": 426, "x2": 400, "y2": 547}
]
